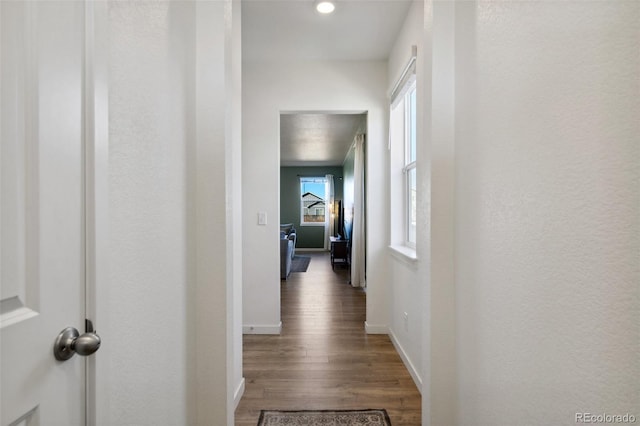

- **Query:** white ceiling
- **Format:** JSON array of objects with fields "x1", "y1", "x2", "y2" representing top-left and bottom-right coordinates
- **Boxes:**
[
  {"x1": 243, "y1": 0, "x2": 411, "y2": 165},
  {"x1": 242, "y1": 0, "x2": 413, "y2": 63},
  {"x1": 280, "y1": 113, "x2": 366, "y2": 166}
]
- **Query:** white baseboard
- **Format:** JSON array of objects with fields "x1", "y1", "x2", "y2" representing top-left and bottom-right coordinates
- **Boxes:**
[
  {"x1": 388, "y1": 328, "x2": 423, "y2": 392},
  {"x1": 234, "y1": 378, "x2": 245, "y2": 409},
  {"x1": 364, "y1": 321, "x2": 388, "y2": 334},
  {"x1": 242, "y1": 322, "x2": 282, "y2": 334}
]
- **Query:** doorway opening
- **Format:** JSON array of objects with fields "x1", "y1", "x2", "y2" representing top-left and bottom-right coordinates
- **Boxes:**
[{"x1": 279, "y1": 111, "x2": 367, "y2": 289}]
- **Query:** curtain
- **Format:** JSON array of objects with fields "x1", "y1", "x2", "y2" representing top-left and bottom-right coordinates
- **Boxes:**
[
  {"x1": 324, "y1": 174, "x2": 334, "y2": 250},
  {"x1": 351, "y1": 135, "x2": 366, "y2": 288}
]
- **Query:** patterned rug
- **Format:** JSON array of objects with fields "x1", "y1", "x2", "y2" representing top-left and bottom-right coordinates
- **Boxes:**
[
  {"x1": 290, "y1": 256, "x2": 311, "y2": 273},
  {"x1": 257, "y1": 409, "x2": 391, "y2": 425}
]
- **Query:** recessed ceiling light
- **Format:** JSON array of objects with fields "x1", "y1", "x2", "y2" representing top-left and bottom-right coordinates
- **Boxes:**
[{"x1": 316, "y1": 1, "x2": 335, "y2": 14}]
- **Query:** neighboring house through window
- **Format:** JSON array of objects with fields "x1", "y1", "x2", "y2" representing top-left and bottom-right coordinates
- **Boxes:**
[{"x1": 300, "y1": 177, "x2": 327, "y2": 226}]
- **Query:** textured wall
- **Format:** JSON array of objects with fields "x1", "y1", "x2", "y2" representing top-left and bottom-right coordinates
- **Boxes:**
[
  {"x1": 108, "y1": 2, "x2": 242, "y2": 423},
  {"x1": 454, "y1": 1, "x2": 640, "y2": 424},
  {"x1": 108, "y1": 2, "x2": 195, "y2": 424}
]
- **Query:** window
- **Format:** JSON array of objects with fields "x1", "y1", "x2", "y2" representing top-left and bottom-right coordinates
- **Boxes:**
[
  {"x1": 405, "y1": 86, "x2": 417, "y2": 246},
  {"x1": 300, "y1": 177, "x2": 327, "y2": 226},
  {"x1": 390, "y1": 77, "x2": 417, "y2": 251}
]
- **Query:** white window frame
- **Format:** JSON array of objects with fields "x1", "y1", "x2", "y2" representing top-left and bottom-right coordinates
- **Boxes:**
[
  {"x1": 389, "y1": 73, "x2": 417, "y2": 259},
  {"x1": 403, "y1": 85, "x2": 417, "y2": 248},
  {"x1": 300, "y1": 176, "x2": 327, "y2": 227},
  {"x1": 388, "y1": 50, "x2": 418, "y2": 261}
]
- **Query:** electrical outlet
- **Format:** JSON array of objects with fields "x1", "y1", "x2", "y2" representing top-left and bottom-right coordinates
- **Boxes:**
[{"x1": 403, "y1": 312, "x2": 409, "y2": 332}]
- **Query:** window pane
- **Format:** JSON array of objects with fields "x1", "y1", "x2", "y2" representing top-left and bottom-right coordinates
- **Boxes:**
[
  {"x1": 300, "y1": 177, "x2": 326, "y2": 224},
  {"x1": 407, "y1": 167, "x2": 416, "y2": 244},
  {"x1": 409, "y1": 88, "x2": 417, "y2": 163}
]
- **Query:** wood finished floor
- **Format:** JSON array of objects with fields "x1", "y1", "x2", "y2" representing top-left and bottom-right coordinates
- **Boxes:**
[{"x1": 235, "y1": 252, "x2": 421, "y2": 425}]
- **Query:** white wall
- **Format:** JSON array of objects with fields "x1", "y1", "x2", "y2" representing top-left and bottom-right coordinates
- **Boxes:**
[
  {"x1": 106, "y1": 1, "x2": 241, "y2": 424},
  {"x1": 242, "y1": 60, "x2": 389, "y2": 333},
  {"x1": 108, "y1": 3, "x2": 194, "y2": 423},
  {"x1": 386, "y1": 0, "x2": 425, "y2": 391},
  {"x1": 425, "y1": 1, "x2": 458, "y2": 424},
  {"x1": 452, "y1": 1, "x2": 640, "y2": 424}
]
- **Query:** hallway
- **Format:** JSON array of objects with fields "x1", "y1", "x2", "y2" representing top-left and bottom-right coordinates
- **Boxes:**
[{"x1": 235, "y1": 252, "x2": 421, "y2": 425}]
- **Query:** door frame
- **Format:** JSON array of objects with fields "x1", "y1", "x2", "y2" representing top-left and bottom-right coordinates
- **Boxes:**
[
  {"x1": 276, "y1": 110, "x2": 370, "y2": 323},
  {"x1": 82, "y1": 1, "x2": 109, "y2": 424}
]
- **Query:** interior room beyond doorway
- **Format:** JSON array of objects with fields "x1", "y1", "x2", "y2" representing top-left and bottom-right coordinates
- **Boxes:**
[{"x1": 279, "y1": 112, "x2": 366, "y2": 255}]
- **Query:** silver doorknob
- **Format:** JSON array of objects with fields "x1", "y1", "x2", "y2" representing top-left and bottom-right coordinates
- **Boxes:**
[{"x1": 53, "y1": 327, "x2": 101, "y2": 361}]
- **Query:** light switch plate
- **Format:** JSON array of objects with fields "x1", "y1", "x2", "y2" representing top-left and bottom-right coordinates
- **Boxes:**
[{"x1": 258, "y1": 211, "x2": 267, "y2": 225}]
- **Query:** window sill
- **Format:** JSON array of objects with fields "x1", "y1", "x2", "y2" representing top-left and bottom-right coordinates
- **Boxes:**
[{"x1": 388, "y1": 244, "x2": 418, "y2": 266}]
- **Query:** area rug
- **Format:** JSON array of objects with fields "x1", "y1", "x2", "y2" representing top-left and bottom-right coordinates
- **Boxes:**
[
  {"x1": 257, "y1": 409, "x2": 391, "y2": 426},
  {"x1": 290, "y1": 256, "x2": 311, "y2": 273}
]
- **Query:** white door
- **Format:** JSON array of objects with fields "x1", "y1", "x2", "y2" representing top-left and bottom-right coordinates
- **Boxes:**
[{"x1": 1, "y1": 1, "x2": 91, "y2": 425}]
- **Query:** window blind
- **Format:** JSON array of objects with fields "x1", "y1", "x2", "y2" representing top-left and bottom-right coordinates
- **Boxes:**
[{"x1": 390, "y1": 45, "x2": 417, "y2": 108}]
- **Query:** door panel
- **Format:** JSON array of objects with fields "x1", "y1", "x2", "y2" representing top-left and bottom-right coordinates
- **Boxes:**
[{"x1": 1, "y1": 2, "x2": 86, "y2": 425}]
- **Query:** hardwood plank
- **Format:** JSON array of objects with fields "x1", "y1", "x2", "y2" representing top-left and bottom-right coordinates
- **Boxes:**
[{"x1": 235, "y1": 252, "x2": 421, "y2": 426}]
